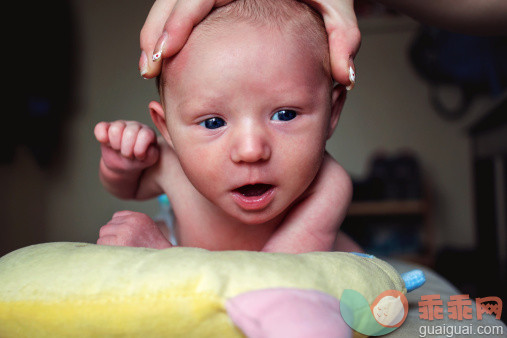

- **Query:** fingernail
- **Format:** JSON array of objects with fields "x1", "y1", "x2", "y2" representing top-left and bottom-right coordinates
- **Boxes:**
[
  {"x1": 139, "y1": 51, "x2": 148, "y2": 78},
  {"x1": 346, "y1": 63, "x2": 356, "y2": 91},
  {"x1": 152, "y1": 31, "x2": 169, "y2": 62}
]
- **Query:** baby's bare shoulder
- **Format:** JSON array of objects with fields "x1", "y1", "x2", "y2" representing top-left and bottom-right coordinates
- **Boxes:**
[
  {"x1": 157, "y1": 138, "x2": 178, "y2": 168},
  {"x1": 313, "y1": 153, "x2": 352, "y2": 195},
  {"x1": 155, "y1": 139, "x2": 196, "y2": 200}
]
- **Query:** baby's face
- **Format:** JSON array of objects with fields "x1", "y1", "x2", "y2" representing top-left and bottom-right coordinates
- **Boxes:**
[{"x1": 159, "y1": 22, "x2": 341, "y2": 224}]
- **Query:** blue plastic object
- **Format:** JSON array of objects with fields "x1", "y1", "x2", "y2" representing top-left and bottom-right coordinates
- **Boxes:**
[{"x1": 401, "y1": 269, "x2": 426, "y2": 292}]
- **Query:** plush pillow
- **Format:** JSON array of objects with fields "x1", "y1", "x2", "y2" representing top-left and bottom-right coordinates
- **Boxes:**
[
  {"x1": 226, "y1": 288, "x2": 352, "y2": 338},
  {"x1": 0, "y1": 242, "x2": 406, "y2": 337}
]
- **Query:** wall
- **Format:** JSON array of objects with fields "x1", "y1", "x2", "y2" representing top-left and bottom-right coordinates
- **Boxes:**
[
  {"x1": 1, "y1": 1, "x2": 493, "y2": 255},
  {"x1": 44, "y1": 0, "x2": 160, "y2": 243},
  {"x1": 328, "y1": 17, "x2": 497, "y2": 249}
]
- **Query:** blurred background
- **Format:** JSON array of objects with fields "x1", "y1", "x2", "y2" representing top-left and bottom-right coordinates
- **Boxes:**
[{"x1": 2, "y1": 0, "x2": 506, "y2": 315}]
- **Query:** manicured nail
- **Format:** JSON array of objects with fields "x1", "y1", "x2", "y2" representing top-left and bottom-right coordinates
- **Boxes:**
[
  {"x1": 346, "y1": 64, "x2": 356, "y2": 91},
  {"x1": 152, "y1": 31, "x2": 169, "y2": 62},
  {"x1": 139, "y1": 51, "x2": 148, "y2": 78}
]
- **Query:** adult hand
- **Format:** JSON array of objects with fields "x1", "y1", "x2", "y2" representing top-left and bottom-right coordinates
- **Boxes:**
[
  {"x1": 304, "y1": 0, "x2": 360, "y2": 88},
  {"x1": 139, "y1": 0, "x2": 234, "y2": 79},
  {"x1": 139, "y1": 0, "x2": 360, "y2": 89}
]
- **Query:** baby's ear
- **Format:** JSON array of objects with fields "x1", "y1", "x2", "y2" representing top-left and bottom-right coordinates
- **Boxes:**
[
  {"x1": 149, "y1": 101, "x2": 173, "y2": 147},
  {"x1": 327, "y1": 84, "x2": 347, "y2": 140}
]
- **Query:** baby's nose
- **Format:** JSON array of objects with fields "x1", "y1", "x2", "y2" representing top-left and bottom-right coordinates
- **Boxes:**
[{"x1": 230, "y1": 125, "x2": 271, "y2": 163}]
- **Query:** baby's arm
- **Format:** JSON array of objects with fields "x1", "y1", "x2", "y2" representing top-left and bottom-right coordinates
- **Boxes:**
[
  {"x1": 94, "y1": 120, "x2": 163, "y2": 200},
  {"x1": 262, "y1": 153, "x2": 362, "y2": 254}
]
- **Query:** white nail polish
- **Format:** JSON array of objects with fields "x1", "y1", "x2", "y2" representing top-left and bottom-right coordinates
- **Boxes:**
[
  {"x1": 349, "y1": 66, "x2": 355, "y2": 83},
  {"x1": 346, "y1": 66, "x2": 355, "y2": 91},
  {"x1": 140, "y1": 66, "x2": 148, "y2": 78}
]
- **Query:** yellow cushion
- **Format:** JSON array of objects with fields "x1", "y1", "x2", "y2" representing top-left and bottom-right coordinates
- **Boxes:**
[{"x1": 0, "y1": 242, "x2": 405, "y2": 337}]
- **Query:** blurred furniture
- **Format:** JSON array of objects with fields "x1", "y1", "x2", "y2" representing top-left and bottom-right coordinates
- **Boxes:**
[
  {"x1": 469, "y1": 92, "x2": 507, "y2": 316},
  {"x1": 343, "y1": 152, "x2": 435, "y2": 267}
]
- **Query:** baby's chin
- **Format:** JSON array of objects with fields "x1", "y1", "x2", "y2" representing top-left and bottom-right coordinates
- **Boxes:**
[
  {"x1": 231, "y1": 210, "x2": 281, "y2": 226},
  {"x1": 226, "y1": 203, "x2": 288, "y2": 226}
]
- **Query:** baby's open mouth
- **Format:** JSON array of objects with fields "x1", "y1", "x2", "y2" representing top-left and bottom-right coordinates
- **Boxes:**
[{"x1": 234, "y1": 184, "x2": 273, "y2": 197}]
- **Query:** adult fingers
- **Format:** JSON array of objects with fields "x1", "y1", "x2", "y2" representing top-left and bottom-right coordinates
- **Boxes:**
[
  {"x1": 141, "y1": 0, "x2": 234, "y2": 78},
  {"x1": 305, "y1": 0, "x2": 361, "y2": 88},
  {"x1": 151, "y1": 0, "x2": 216, "y2": 61},
  {"x1": 328, "y1": 26, "x2": 360, "y2": 89},
  {"x1": 140, "y1": 0, "x2": 179, "y2": 78}
]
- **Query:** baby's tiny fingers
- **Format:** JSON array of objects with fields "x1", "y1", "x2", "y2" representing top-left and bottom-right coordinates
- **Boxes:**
[
  {"x1": 143, "y1": 145, "x2": 160, "y2": 166},
  {"x1": 98, "y1": 224, "x2": 113, "y2": 238},
  {"x1": 97, "y1": 235, "x2": 118, "y2": 246},
  {"x1": 112, "y1": 210, "x2": 135, "y2": 218},
  {"x1": 133, "y1": 127, "x2": 157, "y2": 160},
  {"x1": 108, "y1": 121, "x2": 127, "y2": 150},
  {"x1": 121, "y1": 124, "x2": 142, "y2": 158},
  {"x1": 94, "y1": 122, "x2": 111, "y2": 143}
]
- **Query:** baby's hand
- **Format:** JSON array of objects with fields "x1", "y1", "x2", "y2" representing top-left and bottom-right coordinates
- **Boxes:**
[
  {"x1": 94, "y1": 120, "x2": 159, "y2": 174},
  {"x1": 97, "y1": 211, "x2": 172, "y2": 249}
]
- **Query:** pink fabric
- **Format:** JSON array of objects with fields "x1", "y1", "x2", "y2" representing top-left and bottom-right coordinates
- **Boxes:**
[{"x1": 225, "y1": 288, "x2": 351, "y2": 338}]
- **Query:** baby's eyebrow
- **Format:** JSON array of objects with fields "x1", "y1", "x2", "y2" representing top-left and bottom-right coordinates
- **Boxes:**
[
  {"x1": 175, "y1": 95, "x2": 224, "y2": 114},
  {"x1": 172, "y1": 81, "x2": 326, "y2": 113}
]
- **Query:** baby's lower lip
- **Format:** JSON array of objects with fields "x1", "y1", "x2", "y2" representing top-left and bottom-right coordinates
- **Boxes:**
[{"x1": 231, "y1": 184, "x2": 275, "y2": 210}]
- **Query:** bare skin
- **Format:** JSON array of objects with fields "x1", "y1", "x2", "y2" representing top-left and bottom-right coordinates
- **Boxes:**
[
  {"x1": 96, "y1": 20, "x2": 362, "y2": 253},
  {"x1": 95, "y1": 121, "x2": 360, "y2": 252},
  {"x1": 101, "y1": 0, "x2": 504, "y2": 253},
  {"x1": 139, "y1": 0, "x2": 359, "y2": 88}
]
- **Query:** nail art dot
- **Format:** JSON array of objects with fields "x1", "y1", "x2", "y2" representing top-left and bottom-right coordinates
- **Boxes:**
[
  {"x1": 349, "y1": 66, "x2": 355, "y2": 83},
  {"x1": 152, "y1": 52, "x2": 162, "y2": 61}
]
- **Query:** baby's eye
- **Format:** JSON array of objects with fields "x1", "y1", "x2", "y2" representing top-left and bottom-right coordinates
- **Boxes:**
[
  {"x1": 271, "y1": 109, "x2": 297, "y2": 121},
  {"x1": 199, "y1": 117, "x2": 226, "y2": 129}
]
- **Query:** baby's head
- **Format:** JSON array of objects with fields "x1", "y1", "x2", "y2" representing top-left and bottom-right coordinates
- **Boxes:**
[
  {"x1": 150, "y1": 0, "x2": 346, "y2": 224},
  {"x1": 155, "y1": 0, "x2": 332, "y2": 93}
]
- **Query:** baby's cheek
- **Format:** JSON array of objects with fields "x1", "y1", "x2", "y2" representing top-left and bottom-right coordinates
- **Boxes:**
[
  {"x1": 179, "y1": 156, "x2": 224, "y2": 196},
  {"x1": 290, "y1": 143, "x2": 325, "y2": 177}
]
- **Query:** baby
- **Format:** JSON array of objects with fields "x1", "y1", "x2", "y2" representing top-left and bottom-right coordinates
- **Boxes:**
[{"x1": 95, "y1": 0, "x2": 361, "y2": 253}]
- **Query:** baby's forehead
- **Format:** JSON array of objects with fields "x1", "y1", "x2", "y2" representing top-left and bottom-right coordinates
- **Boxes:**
[
  {"x1": 160, "y1": 20, "x2": 330, "y2": 90},
  {"x1": 159, "y1": 0, "x2": 330, "y2": 86}
]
